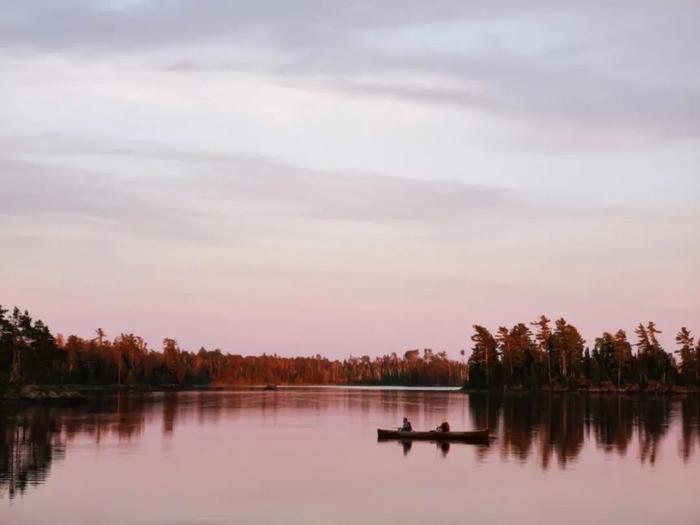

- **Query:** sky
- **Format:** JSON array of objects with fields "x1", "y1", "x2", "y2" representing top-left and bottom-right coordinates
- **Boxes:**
[{"x1": 1, "y1": 0, "x2": 699, "y2": 357}]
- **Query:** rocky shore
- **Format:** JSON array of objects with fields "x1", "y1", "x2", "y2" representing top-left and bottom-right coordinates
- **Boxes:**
[{"x1": 2, "y1": 385, "x2": 88, "y2": 404}]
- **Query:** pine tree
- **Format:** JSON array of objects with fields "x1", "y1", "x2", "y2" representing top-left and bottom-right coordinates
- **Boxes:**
[
  {"x1": 496, "y1": 327, "x2": 512, "y2": 385},
  {"x1": 635, "y1": 323, "x2": 651, "y2": 385},
  {"x1": 531, "y1": 315, "x2": 552, "y2": 386},
  {"x1": 675, "y1": 327, "x2": 696, "y2": 386},
  {"x1": 469, "y1": 325, "x2": 499, "y2": 388},
  {"x1": 612, "y1": 330, "x2": 632, "y2": 389},
  {"x1": 594, "y1": 332, "x2": 615, "y2": 386},
  {"x1": 496, "y1": 323, "x2": 531, "y2": 387}
]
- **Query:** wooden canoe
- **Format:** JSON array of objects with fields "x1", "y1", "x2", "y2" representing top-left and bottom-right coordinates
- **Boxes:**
[{"x1": 377, "y1": 428, "x2": 490, "y2": 442}]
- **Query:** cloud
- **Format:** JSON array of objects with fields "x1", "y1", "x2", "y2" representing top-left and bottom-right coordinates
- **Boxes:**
[
  {"x1": 0, "y1": 146, "x2": 530, "y2": 237},
  {"x1": 5, "y1": 138, "x2": 696, "y2": 240},
  {"x1": 1, "y1": 1, "x2": 699, "y2": 138},
  {"x1": 2, "y1": 1, "x2": 695, "y2": 51},
  {"x1": 0, "y1": 157, "x2": 218, "y2": 243}
]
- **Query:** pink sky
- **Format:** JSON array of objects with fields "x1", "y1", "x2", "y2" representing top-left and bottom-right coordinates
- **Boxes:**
[{"x1": 1, "y1": 1, "x2": 699, "y2": 357}]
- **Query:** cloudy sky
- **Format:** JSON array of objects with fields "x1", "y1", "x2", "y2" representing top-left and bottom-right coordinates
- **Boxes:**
[{"x1": 1, "y1": 0, "x2": 699, "y2": 356}]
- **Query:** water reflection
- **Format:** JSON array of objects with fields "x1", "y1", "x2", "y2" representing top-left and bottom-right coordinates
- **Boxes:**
[
  {"x1": 0, "y1": 406, "x2": 65, "y2": 499},
  {"x1": 469, "y1": 393, "x2": 699, "y2": 468},
  {"x1": 381, "y1": 438, "x2": 468, "y2": 457},
  {"x1": 1, "y1": 391, "x2": 699, "y2": 500}
]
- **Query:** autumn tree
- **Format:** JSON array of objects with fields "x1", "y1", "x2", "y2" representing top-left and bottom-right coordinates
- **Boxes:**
[
  {"x1": 163, "y1": 338, "x2": 185, "y2": 384},
  {"x1": 551, "y1": 318, "x2": 585, "y2": 385}
]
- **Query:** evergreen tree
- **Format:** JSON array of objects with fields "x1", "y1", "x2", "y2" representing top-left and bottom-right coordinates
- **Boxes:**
[
  {"x1": 612, "y1": 330, "x2": 632, "y2": 389},
  {"x1": 675, "y1": 327, "x2": 696, "y2": 386},
  {"x1": 468, "y1": 325, "x2": 499, "y2": 388},
  {"x1": 496, "y1": 323, "x2": 531, "y2": 387},
  {"x1": 594, "y1": 332, "x2": 615, "y2": 386},
  {"x1": 635, "y1": 323, "x2": 651, "y2": 385},
  {"x1": 531, "y1": 315, "x2": 552, "y2": 386}
]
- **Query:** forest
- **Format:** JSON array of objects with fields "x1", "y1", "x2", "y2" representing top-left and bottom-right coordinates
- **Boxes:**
[
  {"x1": 465, "y1": 316, "x2": 699, "y2": 391},
  {"x1": 1, "y1": 305, "x2": 698, "y2": 392},
  {"x1": 0, "y1": 305, "x2": 465, "y2": 390}
]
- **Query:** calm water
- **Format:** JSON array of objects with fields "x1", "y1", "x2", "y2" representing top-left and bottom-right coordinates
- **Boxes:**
[{"x1": 1, "y1": 388, "x2": 699, "y2": 525}]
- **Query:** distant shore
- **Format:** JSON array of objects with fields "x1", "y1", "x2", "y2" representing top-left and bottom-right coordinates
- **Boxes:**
[
  {"x1": 0, "y1": 383, "x2": 274, "y2": 403},
  {"x1": 3, "y1": 382, "x2": 699, "y2": 405},
  {"x1": 460, "y1": 384, "x2": 700, "y2": 395},
  {"x1": 3, "y1": 305, "x2": 699, "y2": 402},
  {"x1": 2, "y1": 383, "x2": 455, "y2": 402}
]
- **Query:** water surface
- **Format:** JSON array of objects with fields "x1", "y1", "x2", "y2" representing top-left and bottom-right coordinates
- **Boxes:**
[{"x1": 2, "y1": 389, "x2": 699, "y2": 524}]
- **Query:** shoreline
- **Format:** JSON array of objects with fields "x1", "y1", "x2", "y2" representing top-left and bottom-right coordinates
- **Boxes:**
[
  {"x1": 460, "y1": 385, "x2": 700, "y2": 395},
  {"x1": 2, "y1": 383, "x2": 698, "y2": 404},
  {"x1": 1, "y1": 385, "x2": 89, "y2": 405}
]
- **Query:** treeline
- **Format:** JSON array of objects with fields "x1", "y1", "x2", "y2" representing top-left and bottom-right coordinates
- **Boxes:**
[
  {"x1": 0, "y1": 305, "x2": 466, "y2": 390},
  {"x1": 3, "y1": 305, "x2": 699, "y2": 392},
  {"x1": 466, "y1": 316, "x2": 700, "y2": 391}
]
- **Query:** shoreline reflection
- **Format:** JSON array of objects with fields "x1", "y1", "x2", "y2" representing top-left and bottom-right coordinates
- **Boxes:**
[{"x1": 1, "y1": 391, "x2": 698, "y2": 500}]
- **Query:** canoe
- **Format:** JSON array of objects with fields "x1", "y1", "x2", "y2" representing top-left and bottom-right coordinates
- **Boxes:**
[{"x1": 377, "y1": 428, "x2": 490, "y2": 442}]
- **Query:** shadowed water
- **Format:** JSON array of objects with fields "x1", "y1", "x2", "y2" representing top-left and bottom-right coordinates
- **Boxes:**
[{"x1": 1, "y1": 389, "x2": 699, "y2": 524}]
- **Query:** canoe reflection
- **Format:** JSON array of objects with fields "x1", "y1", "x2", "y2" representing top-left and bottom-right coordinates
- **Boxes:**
[{"x1": 378, "y1": 437, "x2": 490, "y2": 457}]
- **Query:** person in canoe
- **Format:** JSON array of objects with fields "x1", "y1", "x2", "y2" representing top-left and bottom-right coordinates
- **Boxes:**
[
  {"x1": 400, "y1": 417, "x2": 413, "y2": 432},
  {"x1": 436, "y1": 420, "x2": 451, "y2": 432}
]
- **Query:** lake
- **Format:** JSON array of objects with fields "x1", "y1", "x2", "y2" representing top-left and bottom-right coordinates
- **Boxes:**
[{"x1": 1, "y1": 388, "x2": 699, "y2": 524}]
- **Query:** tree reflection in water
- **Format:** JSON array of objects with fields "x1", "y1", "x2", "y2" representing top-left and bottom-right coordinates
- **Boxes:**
[
  {"x1": 0, "y1": 391, "x2": 698, "y2": 499},
  {"x1": 0, "y1": 406, "x2": 65, "y2": 499},
  {"x1": 380, "y1": 393, "x2": 697, "y2": 465},
  {"x1": 0, "y1": 396, "x2": 146, "y2": 499},
  {"x1": 468, "y1": 393, "x2": 698, "y2": 468}
]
